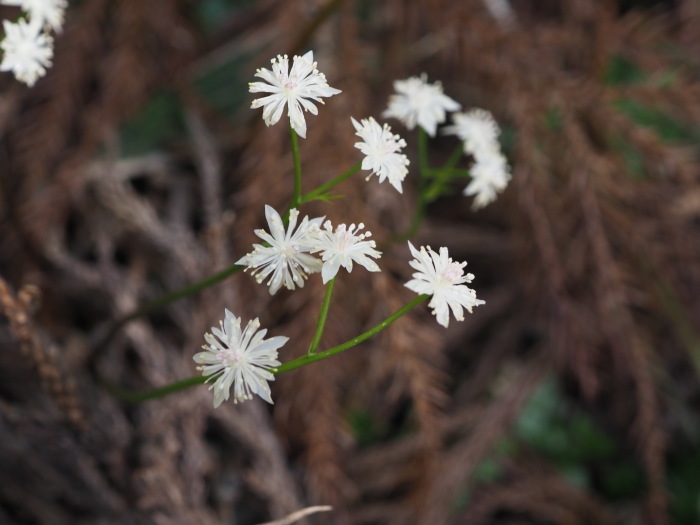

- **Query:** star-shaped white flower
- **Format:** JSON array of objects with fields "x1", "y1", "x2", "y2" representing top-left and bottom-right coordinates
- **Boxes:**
[
  {"x1": 443, "y1": 109, "x2": 501, "y2": 156},
  {"x1": 236, "y1": 205, "x2": 324, "y2": 295},
  {"x1": 194, "y1": 310, "x2": 287, "y2": 407},
  {"x1": 310, "y1": 221, "x2": 382, "y2": 283},
  {"x1": 404, "y1": 242, "x2": 484, "y2": 328},
  {"x1": 0, "y1": 18, "x2": 53, "y2": 87},
  {"x1": 1, "y1": 0, "x2": 67, "y2": 32},
  {"x1": 351, "y1": 116, "x2": 410, "y2": 193},
  {"x1": 382, "y1": 74, "x2": 460, "y2": 137},
  {"x1": 249, "y1": 50, "x2": 341, "y2": 138},
  {"x1": 463, "y1": 149, "x2": 511, "y2": 209}
]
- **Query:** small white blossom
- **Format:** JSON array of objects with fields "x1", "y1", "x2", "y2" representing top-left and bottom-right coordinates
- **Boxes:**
[
  {"x1": 311, "y1": 221, "x2": 382, "y2": 283},
  {"x1": 443, "y1": 109, "x2": 501, "y2": 156},
  {"x1": 194, "y1": 310, "x2": 287, "y2": 407},
  {"x1": 2, "y1": 0, "x2": 67, "y2": 32},
  {"x1": 444, "y1": 108, "x2": 511, "y2": 209},
  {"x1": 236, "y1": 205, "x2": 324, "y2": 295},
  {"x1": 404, "y1": 242, "x2": 484, "y2": 328},
  {"x1": 382, "y1": 74, "x2": 460, "y2": 137},
  {"x1": 0, "y1": 18, "x2": 53, "y2": 86},
  {"x1": 463, "y1": 148, "x2": 511, "y2": 209},
  {"x1": 249, "y1": 50, "x2": 341, "y2": 138},
  {"x1": 351, "y1": 116, "x2": 410, "y2": 193}
]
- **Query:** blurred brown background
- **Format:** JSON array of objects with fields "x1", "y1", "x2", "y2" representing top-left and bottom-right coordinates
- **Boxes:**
[{"x1": 1, "y1": 0, "x2": 699, "y2": 524}]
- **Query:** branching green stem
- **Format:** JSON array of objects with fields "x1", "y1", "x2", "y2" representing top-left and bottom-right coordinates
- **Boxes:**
[
  {"x1": 300, "y1": 162, "x2": 362, "y2": 203},
  {"x1": 425, "y1": 144, "x2": 465, "y2": 202},
  {"x1": 276, "y1": 294, "x2": 428, "y2": 373},
  {"x1": 105, "y1": 295, "x2": 429, "y2": 402},
  {"x1": 392, "y1": 128, "x2": 430, "y2": 243},
  {"x1": 97, "y1": 264, "x2": 244, "y2": 350}
]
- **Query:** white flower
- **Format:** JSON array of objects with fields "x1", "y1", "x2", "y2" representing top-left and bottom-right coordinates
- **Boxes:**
[
  {"x1": 1, "y1": 0, "x2": 67, "y2": 32},
  {"x1": 194, "y1": 310, "x2": 287, "y2": 407},
  {"x1": 443, "y1": 109, "x2": 501, "y2": 156},
  {"x1": 443, "y1": 108, "x2": 511, "y2": 209},
  {"x1": 311, "y1": 221, "x2": 382, "y2": 283},
  {"x1": 0, "y1": 18, "x2": 53, "y2": 87},
  {"x1": 249, "y1": 50, "x2": 341, "y2": 138},
  {"x1": 463, "y1": 149, "x2": 511, "y2": 209},
  {"x1": 236, "y1": 205, "x2": 324, "y2": 295},
  {"x1": 404, "y1": 242, "x2": 484, "y2": 328},
  {"x1": 351, "y1": 116, "x2": 410, "y2": 193},
  {"x1": 382, "y1": 74, "x2": 460, "y2": 137}
]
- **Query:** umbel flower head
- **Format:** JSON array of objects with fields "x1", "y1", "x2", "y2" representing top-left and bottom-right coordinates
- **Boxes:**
[
  {"x1": 0, "y1": 18, "x2": 53, "y2": 86},
  {"x1": 351, "y1": 116, "x2": 410, "y2": 193},
  {"x1": 382, "y1": 74, "x2": 460, "y2": 137},
  {"x1": 249, "y1": 50, "x2": 341, "y2": 138},
  {"x1": 194, "y1": 310, "x2": 287, "y2": 407},
  {"x1": 404, "y1": 242, "x2": 484, "y2": 328},
  {"x1": 444, "y1": 108, "x2": 511, "y2": 209},
  {"x1": 311, "y1": 221, "x2": 382, "y2": 283},
  {"x1": 236, "y1": 205, "x2": 324, "y2": 295},
  {"x1": 1, "y1": 0, "x2": 67, "y2": 32}
]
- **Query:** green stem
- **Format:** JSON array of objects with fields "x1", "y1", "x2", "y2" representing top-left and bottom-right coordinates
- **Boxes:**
[
  {"x1": 390, "y1": 129, "x2": 430, "y2": 243},
  {"x1": 418, "y1": 127, "x2": 429, "y2": 181},
  {"x1": 290, "y1": 127, "x2": 303, "y2": 209},
  {"x1": 300, "y1": 162, "x2": 362, "y2": 203},
  {"x1": 97, "y1": 264, "x2": 244, "y2": 350},
  {"x1": 308, "y1": 277, "x2": 335, "y2": 355},
  {"x1": 102, "y1": 375, "x2": 206, "y2": 403},
  {"x1": 276, "y1": 294, "x2": 428, "y2": 373},
  {"x1": 106, "y1": 295, "x2": 429, "y2": 402},
  {"x1": 425, "y1": 144, "x2": 465, "y2": 202}
]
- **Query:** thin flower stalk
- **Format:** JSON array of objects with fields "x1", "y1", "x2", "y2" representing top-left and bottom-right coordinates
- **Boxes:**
[
  {"x1": 290, "y1": 126, "x2": 303, "y2": 208},
  {"x1": 307, "y1": 277, "x2": 335, "y2": 355},
  {"x1": 299, "y1": 161, "x2": 362, "y2": 204}
]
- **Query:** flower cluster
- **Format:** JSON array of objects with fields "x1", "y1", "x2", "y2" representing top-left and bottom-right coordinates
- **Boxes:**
[
  {"x1": 198, "y1": 53, "x2": 499, "y2": 408},
  {"x1": 1, "y1": 0, "x2": 66, "y2": 86},
  {"x1": 444, "y1": 109, "x2": 511, "y2": 209},
  {"x1": 381, "y1": 75, "x2": 511, "y2": 209}
]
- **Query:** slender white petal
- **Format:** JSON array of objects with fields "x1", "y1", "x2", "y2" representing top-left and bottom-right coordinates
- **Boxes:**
[
  {"x1": 0, "y1": 18, "x2": 53, "y2": 86},
  {"x1": 194, "y1": 310, "x2": 287, "y2": 407},
  {"x1": 382, "y1": 74, "x2": 460, "y2": 137},
  {"x1": 310, "y1": 221, "x2": 382, "y2": 283},
  {"x1": 249, "y1": 51, "x2": 341, "y2": 138},
  {"x1": 351, "y1": 116, "x2": 410, "y2": 193},
  {"x1": 404, "y1": 242, "x2": 484, "y2": 328},
  {"x1": 236, "y1": 205, "x2": 324, "y2": 294}
]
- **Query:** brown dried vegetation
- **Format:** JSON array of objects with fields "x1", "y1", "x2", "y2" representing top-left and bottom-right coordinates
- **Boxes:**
[{"x1": 1, "y1": 0, "x2": 699, "y2": 524}]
